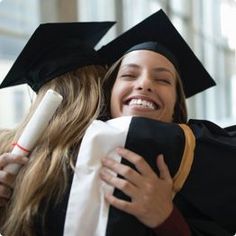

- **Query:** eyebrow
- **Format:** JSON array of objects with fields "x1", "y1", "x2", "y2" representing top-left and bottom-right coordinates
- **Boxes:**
[
  {"x1": 153, "y1": 67, "x2": 175, "y2": 77},
  {"x1": 121, "y1": 63, "x2": 175, "y2": 77},
  {"x1": 120, "y1": 63, "x2": 140, "y2": 70}
]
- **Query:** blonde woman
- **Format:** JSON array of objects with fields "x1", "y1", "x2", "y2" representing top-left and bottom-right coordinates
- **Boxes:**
[{"x1": 0, "y1": 21, "x2": 114, "y2": 235}]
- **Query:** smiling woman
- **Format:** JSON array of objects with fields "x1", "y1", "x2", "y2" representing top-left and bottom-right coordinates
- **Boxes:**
[
  {"x1": 89, "y1": 8, "x2": 236, "y2": 236},
  {"x1": 110, "y1": 49, "x2": 177, "y2": 122},
  {"x1": 103, "y1": 41, "x2": 188, "y2": 124},
  {"x1": 62, "y1": 9, "x2": 220, "y2": 236},
  {"x1": 82, "y1": 9, "x2": 235, "y2": 234},
  {"x1": 0, "y1": 21, "x2": 115, "y2": 236}
]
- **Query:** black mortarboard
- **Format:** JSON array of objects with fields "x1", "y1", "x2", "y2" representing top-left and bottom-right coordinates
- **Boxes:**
[
  {"x1": 98, "y1": 9, "x2": 216, "y2": 98},
  {"x1": 0, "y1": 21, "x2": 115, "y2": 92}
]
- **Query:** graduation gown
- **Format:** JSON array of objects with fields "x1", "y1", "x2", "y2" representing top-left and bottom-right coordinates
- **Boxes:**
[{"x1": 64, "y1": 116, "x2": 236, "y2": 236}]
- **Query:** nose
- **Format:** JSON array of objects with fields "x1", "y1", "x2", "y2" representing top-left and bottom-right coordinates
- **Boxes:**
[{"x1": 135, "y1": 74, "x2": 153, "y2": 92}]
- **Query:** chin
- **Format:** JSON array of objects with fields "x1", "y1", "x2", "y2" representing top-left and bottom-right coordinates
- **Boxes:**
[{"x1": 129, "y1": 113, "x2": 157, "y2": 121}]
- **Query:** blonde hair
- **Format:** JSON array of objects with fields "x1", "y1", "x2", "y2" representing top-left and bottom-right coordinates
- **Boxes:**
[
  {"x1": 1, "y1": 65, "x2": 106, "y2": 236},
  {"x1": 0, "y1": 129, "x2": 14, "y2": 153},
  {"x1": 172, "y1": 72, "x2": 187, "y2": 123}
]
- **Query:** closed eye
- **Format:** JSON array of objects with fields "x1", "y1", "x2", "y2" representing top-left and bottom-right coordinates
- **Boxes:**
[
  {"x1": 154, "y1": 78, "x2": 173, "y2": 85},
  {"x1": 152, "y1": 68, "x2": 176, "y2": 85},
  {"x1": 119, "y1": 73, "x2": 137, "y2": 80},
  {"x1": 118, "y1": 64, "x2": 140, "y2": 80}
]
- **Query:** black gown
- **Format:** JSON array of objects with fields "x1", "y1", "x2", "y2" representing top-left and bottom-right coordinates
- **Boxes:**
[
  {"x1": 106, "y1": 118, "x2": 236, "y2": 236},
  {"x1": 35, "y1": 117, "x2": 236, "y2": 236}
]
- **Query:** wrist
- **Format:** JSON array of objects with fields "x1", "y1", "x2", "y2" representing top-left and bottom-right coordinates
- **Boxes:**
[
  {"x1": 148, "y1": 202, "x2": 173, "y2": 228},
  {"x1": 153, "y1": 206, "x2": 191, "y2": 236}
]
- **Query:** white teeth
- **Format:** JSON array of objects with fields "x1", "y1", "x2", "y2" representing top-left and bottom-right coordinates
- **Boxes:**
[{"x1": 129, "y1": 99, "x2": 156, "y2": 110}]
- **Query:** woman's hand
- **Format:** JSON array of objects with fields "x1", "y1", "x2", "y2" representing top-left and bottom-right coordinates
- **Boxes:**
[
  {"x1": 100, "y1": 147, "x2": 173, "y2": 228},
  {"x1": 0, "y1": 153, "x2": 28, "y2": 207}
]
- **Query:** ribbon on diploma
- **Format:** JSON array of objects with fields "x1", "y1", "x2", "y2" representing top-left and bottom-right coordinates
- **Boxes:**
[{"x1": 4, "y1": 89, "x2": 63, "y2": 175}]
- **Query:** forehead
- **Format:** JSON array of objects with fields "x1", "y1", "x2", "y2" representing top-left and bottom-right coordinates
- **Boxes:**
[{"x1": 120, "y1": 50, "x2": 176, "y2": 72}]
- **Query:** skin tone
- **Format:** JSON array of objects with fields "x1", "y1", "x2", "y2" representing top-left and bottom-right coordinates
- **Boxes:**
[
  {"x1": 110, "y1": 50, "x2": 177, "y2": 122},
  {"x1": 0, "y1": 153, "x2": 28, "y2": 206},
  {"x1": 100, "y1": 149, "x2": 173, "y2": 228},
  {"x1": 100, "y1": 50, "x2": 178, "y2": 228},
  {"x1": 0, "y1": 50, "x2": 178, "y2": 228}
]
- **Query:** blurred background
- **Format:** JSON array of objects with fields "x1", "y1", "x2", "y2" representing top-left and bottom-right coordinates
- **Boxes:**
[{"x1": 0, "y1": 0, "x2": 235, "y2": 128}]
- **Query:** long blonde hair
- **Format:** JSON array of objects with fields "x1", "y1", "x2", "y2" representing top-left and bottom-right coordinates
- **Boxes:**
[{"x1": 1, "y1": 65, "x2": 106, "y2": 236}]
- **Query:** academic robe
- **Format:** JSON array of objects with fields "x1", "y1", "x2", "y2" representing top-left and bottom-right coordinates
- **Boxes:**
[{"x1": 63, "y1": 116, "x2": 236, "y2": 236}]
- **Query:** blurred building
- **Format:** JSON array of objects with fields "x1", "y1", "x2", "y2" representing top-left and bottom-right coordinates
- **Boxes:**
[{"x1": 0, "y1": 0, "x2": 236, "y2": 128}]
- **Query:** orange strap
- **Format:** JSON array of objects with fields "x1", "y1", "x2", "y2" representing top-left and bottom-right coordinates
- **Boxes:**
[{"x1": 172, "y1": 124, "x2": 196, "y2": 198}]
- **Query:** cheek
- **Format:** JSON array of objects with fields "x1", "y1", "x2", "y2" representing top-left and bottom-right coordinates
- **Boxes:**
[
  {"x1": 110, "y1": 81, "x2": 130, "y2": 118},
  {"x1": 165, "y1": 88, "x2": 177, "y2": 112},
  {"x1": 110, "y1": 89, "x2": 117, "y2": 117},
  {"x1": 171, "y1": 91, "x2": 177, "y2": 109},
  {"x1": 110, "y1": 83, "x2": 122, "y2": 118}
]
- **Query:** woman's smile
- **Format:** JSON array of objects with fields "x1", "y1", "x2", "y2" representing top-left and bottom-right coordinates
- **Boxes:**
[{"x1": 110, "y1": 50, "x2": 177, "y2": 122}]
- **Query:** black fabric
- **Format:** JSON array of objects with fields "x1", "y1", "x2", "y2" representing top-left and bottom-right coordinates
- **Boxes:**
[
  {"x1": 34, "y1": 169, "x2": 74, "y2": 236},
  {"x1": 179, "y1": 119, "x2": 236, "y2": 234},
  {"x1": 98, "y1": 9, "x2": 216, "y2": 98},
  {"x1": 0, "y1": 21, "x2": 115, "y2": 91},
  {"x1": 126, "y1": 41, "x2": 180, "y2": 73},
  {"x1": 174, "y1": 194, "x2": 232, "y2": 236},
  {"x1": 106, "y1": 117, "x2": 236, "y2": 236},
  {"x1": 33, "y1": 117, "x2": 236, "y2": 235},
  {"x1": 106, "y1": 117, "x2": 185, "y2": 236},
  {"x1": 33, "y1": 145, "x2": 78, "y2": 236}
]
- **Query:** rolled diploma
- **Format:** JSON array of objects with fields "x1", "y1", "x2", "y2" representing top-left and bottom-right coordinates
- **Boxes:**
[{"x1": 4, "y1": 89, "x2": 63, "y2": 175}]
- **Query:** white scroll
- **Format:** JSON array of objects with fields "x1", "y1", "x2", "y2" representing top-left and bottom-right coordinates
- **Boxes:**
[{"x1": 4, "y1": 89, "x2": 63, "y2": 175}]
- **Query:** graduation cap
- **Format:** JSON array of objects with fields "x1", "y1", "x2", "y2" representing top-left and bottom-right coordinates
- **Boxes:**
[
  {"x1": 0, "y1": 21, "x2": 115, "y2": 92},
  {"x1": 98, "y1": 9, "x2": 216, "y2": 98}
]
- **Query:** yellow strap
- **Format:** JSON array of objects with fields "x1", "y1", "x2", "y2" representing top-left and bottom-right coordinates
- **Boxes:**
[{"x1": 172, "y1": 124, "x2": 196, "y2": 198}]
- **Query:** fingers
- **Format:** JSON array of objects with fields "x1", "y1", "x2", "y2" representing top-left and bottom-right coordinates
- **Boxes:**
[
  {"x1": 101, "y1": 157, "x2": 141, "y2": 186},
  {"x1": 0, "y1": 153, "x2": 28, "y2": 169},
  {"x1": 156, "y1": 154, "x2": 172, "y2": 182},
  {"x1": 100, "y1": 147, "x2": 163, "y2": 195},
  {"x1": 104, "y1": 193, "x2": 135, "y2": 214},
  {"x1": 0, "y1": 153, "x2": 27, "y2": 189},
  {"x1": 100, "y1": 148, "x2": 175, "y2": 228},
  {"x1": 0, "y1": 153, "x2": 27, "y2": 208},
  {"x1": 0, "y1": 170, "x2": 16, "y2": 188},
  {"x1": 100, "y1": 167, "x2": 136, "y2": 197},
  {"x1": 115, "y1": 147, "x2": 153, "y2": 176}
]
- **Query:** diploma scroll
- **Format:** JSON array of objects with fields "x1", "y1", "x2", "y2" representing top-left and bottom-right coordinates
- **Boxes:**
[{"x1": 4, "y1": 89, "x2": 63, "y2": 175}]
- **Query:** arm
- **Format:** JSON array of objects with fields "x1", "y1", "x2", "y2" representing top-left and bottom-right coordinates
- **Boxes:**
[
  {"x1": 154, "y1": 205, "x2": 191, "y2": 236},
  {"x1": 100, "y1": 147, "x2": 191, "y2": 235}
]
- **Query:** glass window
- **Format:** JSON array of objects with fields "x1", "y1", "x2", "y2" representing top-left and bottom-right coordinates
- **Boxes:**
[{"x1": 1, "y1": 0, "x2": 236, "y2": 128}]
